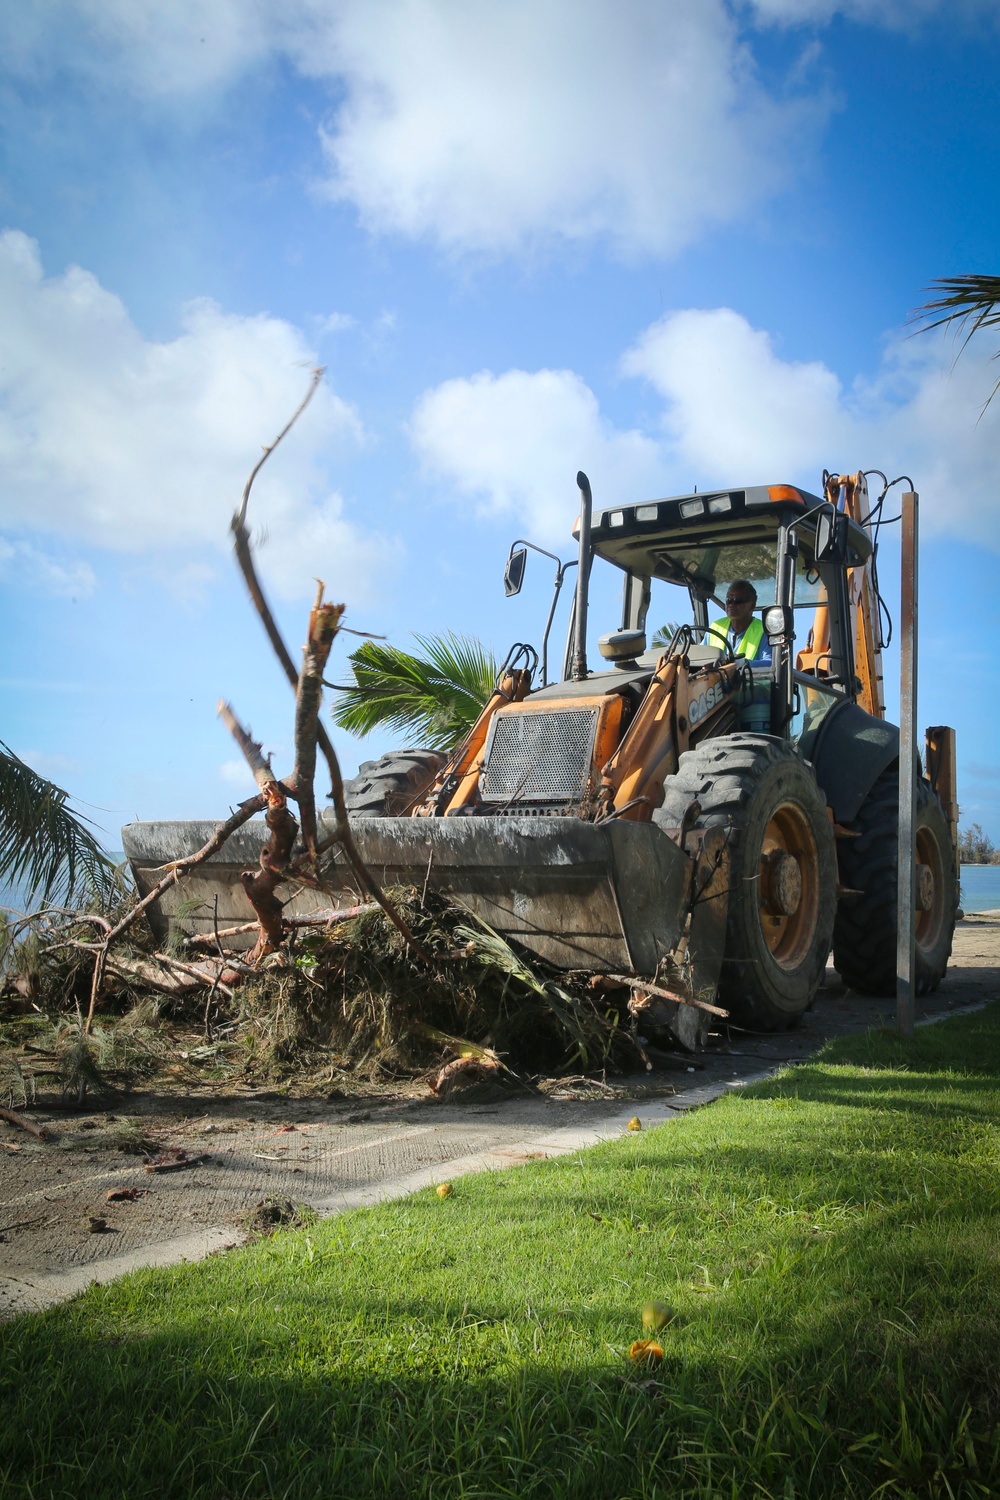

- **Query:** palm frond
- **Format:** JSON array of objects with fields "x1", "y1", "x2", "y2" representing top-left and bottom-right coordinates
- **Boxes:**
[
  {"x1": 913, "y1": 274, "x2": 1000, "y2": 339},
  {"x1": 651, "y1": 622, "x2": 683, "y2": 649},
  {"x1": 912, "y1": 274, "x2": 1000, "y2": 408},
  {"x1": 331, "y1": 633, "x2": 499, "y2": 750},
  {"x1": 0, "y1": 742, "x2": 121, "y2": 910}
]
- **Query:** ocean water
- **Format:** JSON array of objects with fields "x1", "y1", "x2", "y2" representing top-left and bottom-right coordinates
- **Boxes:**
[
  {"x1": 959, "y1": 862, "x2": 1000, "y2": 913},
  {"x1": 0, "y1": 850, "x2": 129, "y2": 917}
]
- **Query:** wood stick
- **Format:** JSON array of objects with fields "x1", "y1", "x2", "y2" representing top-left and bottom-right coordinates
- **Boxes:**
[
  {"x1": 84, "y1": 794, "x2": 267, "y2": 1031},
  {"x1": 104, "y1": 953, "x2": 231, "y2": 999},
  {"x1": 0, "y1": 1106, "x2": 52, "y2": 1142},
  {"x1": 603, "y1": 973, "x2": 729, "y2": 1019},
  {"x1": 182, "y1": 902, "x2": 377, "y2": 946}
]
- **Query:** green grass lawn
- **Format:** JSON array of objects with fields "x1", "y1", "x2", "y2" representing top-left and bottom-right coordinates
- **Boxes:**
[{"x1": 3, "y1": 1007, "x2": 1000, "y2": 1499}]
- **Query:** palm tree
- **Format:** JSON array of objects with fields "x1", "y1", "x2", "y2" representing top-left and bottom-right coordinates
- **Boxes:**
[
  {"x1": 331, "y1": 633, "x2": 499, "y2": 750},
  {"x1": 913, "y1": 274, "x2": 1000, "y2": 408},
  {"x1": 0, "y1": 742, "x2": 120, "y2": 909}
]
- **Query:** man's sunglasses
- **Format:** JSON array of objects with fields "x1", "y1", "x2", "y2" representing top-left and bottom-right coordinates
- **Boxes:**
[{"x1": 725, "y1": 595, "x2": 753, "y2": 606}]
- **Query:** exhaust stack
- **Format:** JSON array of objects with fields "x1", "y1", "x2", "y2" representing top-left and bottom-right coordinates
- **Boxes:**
[{"x1": 572, "y1": 470, "x2": 593, "y2": 681}]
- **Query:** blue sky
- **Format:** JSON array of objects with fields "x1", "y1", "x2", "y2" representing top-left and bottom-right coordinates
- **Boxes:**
[{"x1": 2, "y1": 0, "x2": 999, "y2": 846}]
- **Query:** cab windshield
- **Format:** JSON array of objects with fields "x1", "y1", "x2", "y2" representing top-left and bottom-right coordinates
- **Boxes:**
[{"x1": 648, "y1": 535, "x2": 825, "y2": 612}]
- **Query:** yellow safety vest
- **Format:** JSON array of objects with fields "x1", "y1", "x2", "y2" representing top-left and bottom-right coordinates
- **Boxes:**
[{"x1": 709, "y1": 617, "x2": 765, "y2": 660}]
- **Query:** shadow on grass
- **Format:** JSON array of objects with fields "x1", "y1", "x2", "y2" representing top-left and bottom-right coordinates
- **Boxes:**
[
  {"x1": 2, "y1": 1277, "x2": 998, "y2": 1500},
  {"x1": 815, "y1": 1003, "x2": 1000, "y2": 1077},
  {"x1": 751, "y1": 1064, "x2": 1000, "y2": 1124}
]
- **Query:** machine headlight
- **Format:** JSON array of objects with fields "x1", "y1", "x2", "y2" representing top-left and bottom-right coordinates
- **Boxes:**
[
  {"x1": 635, "y1": 504, "x2": 659, "y2": 522},
  {"x1": 608, "y1": 510, "x2": 626, "y2": 527},
  {"x1": 707, "y1": 495, "x2": 732, "y2": 514},
  {"x1": 764, "y1": 605, "x2": 790, "y2": 638},
  {"x1": 679, "y1": 498, "x2": 705, "y2": 519}
]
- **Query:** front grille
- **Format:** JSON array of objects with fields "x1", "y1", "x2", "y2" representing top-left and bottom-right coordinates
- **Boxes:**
[{"x1": 480, "y1": 708, "x2": 599, "y2": 804}]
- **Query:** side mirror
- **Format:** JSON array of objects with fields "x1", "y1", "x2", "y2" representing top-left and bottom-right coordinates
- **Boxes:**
[
  {"x1": 504, "y1": 546, "x2": 527, "y2": 597},
  {"x1": 814, "y1": 505, "x2": 848, "y2": 564}
]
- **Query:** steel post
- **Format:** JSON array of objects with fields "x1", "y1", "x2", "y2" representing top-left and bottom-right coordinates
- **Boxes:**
[{"x1": 897, "y1": 491, "x2": 918, "y2": 1035}]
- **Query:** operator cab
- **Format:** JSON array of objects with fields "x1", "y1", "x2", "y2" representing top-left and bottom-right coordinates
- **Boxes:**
[
  {"x1": 593, "y1": 482, "x2": 871, "y2": 744},
  {"x1": 510, "y1": 481, "x2": 873, "y2": 746}
]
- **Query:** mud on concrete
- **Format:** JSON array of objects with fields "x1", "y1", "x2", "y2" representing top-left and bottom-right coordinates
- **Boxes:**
[{"x1": 2, "y1": 914, "x2": 997, "y2": 1320}]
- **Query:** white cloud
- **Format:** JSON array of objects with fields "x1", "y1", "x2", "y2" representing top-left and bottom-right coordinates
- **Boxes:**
[
  {"x1": 219, "y1": 757, "x2": 258, "y2": 789},
  {"x1": 3, "y1": 1, "x2": 820, "y2": 259},
  {"x1": 622, "y1": 307, "x2": 847, "y2": 477},
  {"x1": 315, "y1": 311, "x2": 357, "y2": 336},
  {"x1": 0, "y1": 535, "x2": 97, "y2": 597},
  {"x1": 1, "y1": 0, "x2": 276, "y2": 99},
  {"x1": 414, "y1": 310, "x2": 1000, "y2": 553},
  {"x1": 410, "y1": 367, "x2": 665, "y2": 543},
  {"x1": 311, "y1": 0, "x2": 818, "y2": 257},
  {"x1": 622, "y1": 307, "x2": 1000, "y2": 546},
  {"x1": 9, "y1": 3, "x2": 995, "y2": 259},
  {"x1": 0, "y1": 231, "x2": 397, "y2": 603}
]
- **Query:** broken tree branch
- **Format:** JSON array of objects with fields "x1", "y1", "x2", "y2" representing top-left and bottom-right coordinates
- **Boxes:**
[
  {"x1": 228, "y1": 371, "x2": 431, "y2": 963},
  {"x1": 241, "y1": 791, "x2": 299, "y2": 964},
  {"x1": 84, "y1": 794, "x2": 267, "y2": 1031},
  {"x1": 216, "y1": 701, "x2": 291, "y2": 797},
  {"x1": 182, "y1": 902, "x2": 377, "y2": 947},
  {"x1": 234, "y1": 366, "x2": 324, "y2": 533},
  {"x1": 103, "y1": 953, "x2": 237, "y2": 1000},
  {"x1": 0, "y1": 1106, "x2": 52, "y2": 1141},
  {"x1": 219, "y1": 699, "x2": 300, "y2": 963},
  {"x1": 314, "y1": 773, "x2": 433, "y2": 961},
  {"x1": 295, "y1": 582, "x2": 344, "y2": 861},
  {"x1": 228, "y1": 369, "x2": 342, "y2": 800},
  {"x1": 601, "y1": 973, "x2": 729, "y2": 1020}
]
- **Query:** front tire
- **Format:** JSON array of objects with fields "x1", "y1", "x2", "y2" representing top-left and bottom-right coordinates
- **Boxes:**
[
  {"x1": 833, "y1": 766, "x2": 956, "y2": 996},
  {"x1": 343, "y1": 749, "x2": 447, "y2": 818},
  {"x1": 657, "y1": 735, "x2": 837, "y2": 1030}
]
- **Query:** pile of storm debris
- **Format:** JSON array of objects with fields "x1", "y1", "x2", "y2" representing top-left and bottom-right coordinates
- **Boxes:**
[
  {"x1": 0, "y1": 884, "x2": 670, "y2": 1108},
  {"x1": 1, "y1": 375, "x2": 711, "y2": 1114}
]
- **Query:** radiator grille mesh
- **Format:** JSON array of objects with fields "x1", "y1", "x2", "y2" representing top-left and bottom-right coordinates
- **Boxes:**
[{"x1": 480, "y1": 708, "x2": 599, "y2": 804}]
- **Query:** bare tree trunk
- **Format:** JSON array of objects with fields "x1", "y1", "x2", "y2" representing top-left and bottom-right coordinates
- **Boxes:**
[{"x1": 295, "y1": 586, "x2": 344, "y2": 861}]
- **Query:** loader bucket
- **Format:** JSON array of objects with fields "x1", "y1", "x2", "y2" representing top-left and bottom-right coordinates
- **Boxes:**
[{"x1": 121, "y1": 815, "x2": 694, "y2": 977}]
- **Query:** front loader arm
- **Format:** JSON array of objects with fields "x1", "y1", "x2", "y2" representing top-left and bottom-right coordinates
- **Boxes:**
[
  {"x1": 601, "y1": 656, "x2": 743, "y2": 820},
  {"x1": 794, "y1": 472, "x2": 885, "y2": 719}
]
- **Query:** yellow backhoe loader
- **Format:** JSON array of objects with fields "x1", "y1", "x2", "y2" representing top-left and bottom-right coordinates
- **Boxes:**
[{"x1": 124, "y1": 469, "x2": 958, "y2": 1043}]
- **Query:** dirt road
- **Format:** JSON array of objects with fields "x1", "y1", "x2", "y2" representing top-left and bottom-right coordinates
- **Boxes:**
[{"x1": 3, "y1": 914, "x2": 997, "y2": 1320}]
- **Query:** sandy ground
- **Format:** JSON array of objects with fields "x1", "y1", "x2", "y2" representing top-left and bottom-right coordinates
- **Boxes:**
[{"x1": 2, "y1": 913, "x2": 998, "y2": 1321}]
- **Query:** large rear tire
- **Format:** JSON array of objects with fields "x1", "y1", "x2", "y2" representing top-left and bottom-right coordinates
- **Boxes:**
[
  {"x1": 656, "y1": 735, "x2": 837, "y2": 1031},
  {"x1": 343, "y1": 749, "x2": 447, "y2": 818},
  {"x1": 833, "y1": 766, "x2": 956, "y2": 996}
]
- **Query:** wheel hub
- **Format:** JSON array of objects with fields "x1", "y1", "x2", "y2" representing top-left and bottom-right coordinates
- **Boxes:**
[
  {"x1": 762, "y1": 850, "x2": 803, "y2": 916},
  {"x1": 916, "y1": 861, "x2": 935, "y2": 913}
]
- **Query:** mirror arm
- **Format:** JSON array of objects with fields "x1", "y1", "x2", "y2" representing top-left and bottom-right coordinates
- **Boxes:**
[{"x1": 540, "y1": 559, "x2": 577, "y2": 686}]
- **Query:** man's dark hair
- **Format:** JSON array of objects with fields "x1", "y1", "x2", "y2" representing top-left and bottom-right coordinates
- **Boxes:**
[{"x1": 730, "y1": 579, "x2": 757, "y2": 601}]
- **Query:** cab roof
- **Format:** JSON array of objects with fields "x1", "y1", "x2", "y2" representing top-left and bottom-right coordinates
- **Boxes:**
[{"x1": 587, "y1": 482, "x2": 872, "y2": 583}]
